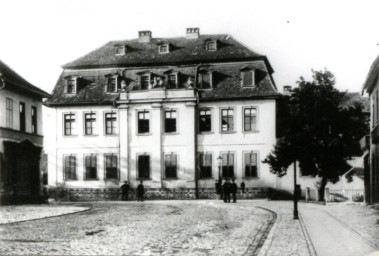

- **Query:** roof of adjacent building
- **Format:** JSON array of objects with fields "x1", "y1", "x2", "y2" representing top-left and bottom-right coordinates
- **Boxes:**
[
  {"x1": 0, "y1": 59, "x2": 50, "y2": 98},
  {"x1": 63, "y1": 34, "x2": 273, "y2": 72},
  {"x1": 46, "y1": 31, "x2": 278, "y2": 106},
  {"x1": 363, "y1": 54, "x2": 379, "y2": 94},
  {"x1": 340, "y1": 92, "x2": 370, "y2": 113}
]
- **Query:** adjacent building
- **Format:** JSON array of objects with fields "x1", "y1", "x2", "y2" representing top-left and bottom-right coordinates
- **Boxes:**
[
  {"x1": 45, "y1": 28, "x2": 279, "y2": 200},
  {"x1": 362, "y1": 55, "x2": 379, "y2": 205},
  {"x1": 0, "y1": 60, "x2": 50, "y2": 204}
]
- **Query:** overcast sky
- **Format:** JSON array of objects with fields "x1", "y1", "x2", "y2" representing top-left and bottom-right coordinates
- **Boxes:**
[{"x1": 1, "y1": 0, "x2": 378, "y2": 94}]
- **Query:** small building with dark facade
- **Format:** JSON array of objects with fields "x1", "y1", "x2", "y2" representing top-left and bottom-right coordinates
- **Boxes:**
[{"x1": 0, "y1": 60, "x2": 50, "y2": 204}]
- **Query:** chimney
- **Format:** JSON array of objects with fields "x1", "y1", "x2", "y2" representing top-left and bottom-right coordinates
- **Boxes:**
[
  {"x1": 186, "y1": 28, "x2": 200, "y2": 39},
  {"x1": 283, "y1": 85, "x2": 292, "y2": 95},
  {"x1": 138, "y1": 31, "x2": 152, "y2": 43}
]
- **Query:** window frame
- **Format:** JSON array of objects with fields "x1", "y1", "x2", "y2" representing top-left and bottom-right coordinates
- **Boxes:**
[
  {"x1": 63, "y1": 112, "x2": 76, "y2": 136},
  {"x1": 206, "y1": 41, "x2": 217, "y2": 51},
  {"x1": 31, "y1": 106, "x2": 37, "y2": 134},
  {"x1": 19, "y1": 102, "x2": 25, "y2": 132},
  {"x1": 66, "y1": 78, "x2": 77, "y2": 94},
  {"x1": 164, "y1": 109, "x2": 178, "y2": 134},
  {"x1": 137, "y1": 153, "x2": 151, "y2": 180},
  {"x1": 163, "y1": 153, "x2": 178, "y2": 179},
  {"x1": 220, "y1": 107, "x2": 235, "y2": 133},
  {"x1": 104, "y1": 153, "x2": 119, "y2": 180},
  {"x1": 220, "y1": 151, "x2": 235, "y2": 178},
  {"x1": 6, "y1": 97, "x2": 13, "y2": 129},
  {"x1": 84, "y1": 112, "x2": 97, "y2": 136},
  {"x1": 198, "y1": 152, "x2": 213, "y2": 179},
  {"x1": 107, "y1": 76, "x2": 120, "y2": 93},
  {"x1": 199, "y1": 108, "x2": 212, "y2": 133},
  {"x1": 198, "y1": 71, "x2": 213, "y2": 89},
  {"x1": 242, "y1": 106, "x2": 259, "y2": 133},
  {"x1": 243, "y1": 151, "x2": 259, "y2": 178},
  {"x1": 140, "y1": 75, "x2": 150, "y2": 90},
  {"x1": 159, "y1": 44, "x2": 170, "y2": 54},
  {"x1": 104, "y1": 111, "x2": 117, "y2": 135},
  {"x1": 63, "y1": 154, "x2": 77, "y2": 181},
  {"x1": 115, "y1": 45, "x2": 126, "y2": 55},
  {"x1": 137, "y1": 110, "x2": 150, "y2": 135},
  {"x1": 84, "y1": 154, "x2": 98, "y2": 180},
  {"x1": 241, "y1": 70, "x2": 255, "y2": 87}
]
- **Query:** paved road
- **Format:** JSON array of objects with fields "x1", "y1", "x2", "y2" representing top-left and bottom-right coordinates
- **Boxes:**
[{"x1": 0, "y1": 201, "x2": 274, "y2": 255}]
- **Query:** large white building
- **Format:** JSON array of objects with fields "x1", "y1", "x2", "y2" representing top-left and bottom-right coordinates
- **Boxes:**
[{"x1": 45, "y1": 29, "x2": 278, "y2": 200}]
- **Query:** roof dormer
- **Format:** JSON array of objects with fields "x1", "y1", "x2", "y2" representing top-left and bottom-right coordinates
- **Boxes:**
[
  {"x1": 64, "y1": 76, "x2": 79, "y2": 94},
  {"x1": 205, "y1": 39, "x2": 218, "y2": 51},
  {"x1": 115, "y1": 44, "x2": 126, "y2": 55},
  {"x1": 158, "y1": 43, "x2": 170, "y2": 54}
]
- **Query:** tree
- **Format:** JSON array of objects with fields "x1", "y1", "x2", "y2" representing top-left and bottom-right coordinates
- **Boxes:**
[{"x1": 263, "y1": 69, "x2": 368, "y2": 201}]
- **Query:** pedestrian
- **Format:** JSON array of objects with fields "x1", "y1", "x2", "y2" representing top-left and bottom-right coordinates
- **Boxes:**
[
  {"x1": 137, "y1": 180, "x2": 144, "y2": 202},
  {"x1": 215, "y1": 179, "x2": 220, "y2": 198},
  {"x1": 240, "y1": 181, "x2": 246, "y2": 193},
  {"x1": 231, "y1": 179, "x2": 238, "y2": 203},
  {"x1": 219, "y1": 178, "x2": 223, "y2": 200},
  {"x1": 120, "y1": 181, "x2": 130, "y2": 201},
  {"x1": 223, "y1": 179, "x2": 231, "y2": 203}
]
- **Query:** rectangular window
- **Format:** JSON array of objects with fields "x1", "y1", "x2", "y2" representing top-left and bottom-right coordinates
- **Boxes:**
[
  {"x1": 67, "y1": 79, "x2": 76, "y2": 94},
  {"x1": 221, "y1": 109, "x2": 234, "y2": 132},
  {"x1": 84, "y1": 112, "x2": 96, "y2": 135},
  {"x1": 199, "y1": 109, "x2": 211, "y2": 132},
  {"x1": 199, "y1": 73, "x2": 211, "y2": 89},
  {"x1": 165, "y1": 154, "x2": 177, "y2": 178},
  {"x1": 159, "y1": 44, "x2": 169, "y2": 53},
  {"x1": 168, "y1": 74, "x2": 177, "y2": 88},
  {"x1": 85, "y1": 155, "x2": 97, "y2": 179},
  {"x1": 244, "y1": 107, "x2": 257, "y2": 132},
  {"x1": 141, "y1": 75, "x2": 150, "y2": 90},
  {"x1": 105, "y1": 154, "x2": 118, "y2": 179},
  {"x1": 207, "y1": 41, "x2": 217, "y2": 51},
  {"x1": 165, "y1": 110, "x2": 177, "y2": 133},
  {"x1": 64, "y1": 113, "x2": 76, "y2": 136},
  {"x1": 31, "y1": 106, "x2": 37, "y2": 134},
  {"x1": 138, "y1": 111, "x2": 150, "y2": 134},
  {"x1": 116, "y1": 46, "x2": 125, "y2": 55},
  {"x1": 105, "y1": 112, "x2": 117, "y2": 135},
  {"x1": 6, "y1": 98, "x2": 13, "y2": 129},
  {"x1": 64, "y1": 155, "x2": 76, "y2": 180},
  {"x1": 244, "y1": 152, "x2": 258, "y2": 177},
  {"x1": 107, "y1": 78, "x2": 117, "y2": 92},
  {"x1": 199, "y1": 153, "x2": 212, "y2": 178},
  {"x1": 242, "y1": 71, "x2": 254, "y2": 87},
  {"x1": 138, "y1": 155, "x2": 150, "y2": 179},
  {"x1": 19, "y1": 102, "x2": 25, "y2": 132},
  {"x1": 222, "y1": 153, "x2": 234, "y2": 178}
]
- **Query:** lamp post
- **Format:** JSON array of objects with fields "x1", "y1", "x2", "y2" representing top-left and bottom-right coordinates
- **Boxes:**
[
  {"x1": 217, "y1": 155, "x2": 223, "y2": 200},
  {"x1": 293, "y1": 160, "x2": 299, "y2": 219}
]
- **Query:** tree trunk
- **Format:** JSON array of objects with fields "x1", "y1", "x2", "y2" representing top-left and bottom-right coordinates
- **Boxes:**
[{"x1": 318, "y1": 177, "x2": 327, "y2": 201}]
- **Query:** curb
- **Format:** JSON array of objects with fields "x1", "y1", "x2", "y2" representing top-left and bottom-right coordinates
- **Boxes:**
[
  {"x1": 298, "y1": 213, "x2": 318, "y2": 256},
  {"x1": 0, "y1": 207, "x2": 91, "y2": 226}
]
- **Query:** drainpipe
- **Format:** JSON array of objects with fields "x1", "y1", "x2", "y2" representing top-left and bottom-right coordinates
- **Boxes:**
[{"x1": 194, "y1": 64, "x2": 201, "y2": 199}]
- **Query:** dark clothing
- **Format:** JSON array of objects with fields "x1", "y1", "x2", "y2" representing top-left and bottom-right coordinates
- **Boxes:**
[
  {"x1": 240, "y1": 182, "x2": 246, "y2": 193},
  {"x1": 137, "y1": 184, "x2": 144, "y2": 201},
  {"x1": 223, "y1": 182, "x2": 231, "y2": 203},
  {"x1": 215, "y1": 182, "x2": 221, "y2": 195},
  {"x1": 231, "y1": 182, "x2": 237, "y2": 203},
  {"x1": 120, "y1": 183, "x2": 130, "y2": 201}
]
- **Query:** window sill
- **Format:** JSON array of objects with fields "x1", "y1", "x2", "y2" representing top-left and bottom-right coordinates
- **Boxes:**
[
  {"x1": 242, "y1": 85, "x2": 254, "y2": 88},
  {"x1": 162, "y1": 178, "x2": 178, "y2": 180},
  {"x1": 84, "y1": 134, "x2": 99, "y2": 137},
  {"x1": 220, "y1": 131, "x2": 236, "y2": 134},
  {"x1": 164, "y1": 132, "x2": 179, "y2": 135},
  {"x1": 199, "y1": 177, "x2": 213, "y2": 180},
  {"x1": 243, "y1": 177, "x2": 259, "y2": 180},
  {"x1": 243, "y1": 130, "x2": 259, "y2": 134},
  {"x1": 199, "y1": 131, "x2": 213, "y2": 135},
  {"x1": 104, "y1": 134, "x2": 118, "y2": 136},
  {"x1": 63, "y1": 135, "x2": 78, "y2": 137},
  {"x1": 64, "y1": 179, "x2": 78, "y2": 181},
  {"x1": 137, "y1": 133, "x2": 152, "y2": 136},
  {"x1": 105, "y1": 178, "x2": 120, "y2": 181},
  {"x1": 84, "y1": 179, "x2": 99, "y2": 181},
  {"x1": 221, "y1": 177, "x2": 235, "y2": 179},
  {"x1": 137, "y1": 178, "x2": 152, "y2": 181}
]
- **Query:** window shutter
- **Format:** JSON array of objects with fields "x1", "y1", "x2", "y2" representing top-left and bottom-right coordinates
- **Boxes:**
[
  {"x1": 252, "y1": 153, "x2": 257, "y2": 165},
  {"x1": 245, "y1": 153, "x2": 251, "y2": 165},
  {"x1": 222, "y1": 154, "x2": 228, "y2": 166},
  {"x1": 228, "y1": 154, "x2": 234, "y2": 165},
  {"x1": 205, "y1": 154, "x2": 212, "y2": 166}
]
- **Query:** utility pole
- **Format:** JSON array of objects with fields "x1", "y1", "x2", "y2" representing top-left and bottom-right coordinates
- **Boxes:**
[{"x1": 293, "y1": 160, "x2": 299, "y2": 219}]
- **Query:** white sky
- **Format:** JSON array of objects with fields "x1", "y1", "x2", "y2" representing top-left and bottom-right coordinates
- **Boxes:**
[{"x1": 0, "y1": 0, "x2": 379, "y2": 93}]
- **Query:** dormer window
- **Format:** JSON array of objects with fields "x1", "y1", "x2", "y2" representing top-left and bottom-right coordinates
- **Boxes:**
[
  {"x1": 206, "y1": 41, "x2": 217, "y2": 51},
  {"x1": 241, "y1": 69, "x2": 255, "y2": 87},
  {"x1": 65, "y1": 77, "x2": 77, "y2": 94},
  {"x1": 140, "y1": 75, "x2": 150, "y2": 90},
  {"x1": 115, "y1": 45, "x2": 126, "y2": 55},
  {"x1": 198, "y1": 71, "x2": 213, "y2": 89},
  {"x1": 159, "y1": 44, "x2": 170, "y2": 54},
  {"x1": 168, "y1": 74, "x2": 177, "y2": 89},
  {"x1": 107, "y1": 77, "x2": 121, "y2": 92}
]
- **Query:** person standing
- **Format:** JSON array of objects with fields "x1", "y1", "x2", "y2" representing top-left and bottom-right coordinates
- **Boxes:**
[
  {"x1": 223, "y1": 179, "x2": 231, "y2": 203},
  {"x1": 231, "y1": 179, "x2": 238, "y2": 203},
  {"x1": 120, "y1": 181, "x2": 130, "y2": 201},
  {"x1": 215, "y1": 179, "x2": 220, "y2": 198},
  {"x1": 137, "y1": 180, "x2": 145, "y2": 202},
  {"x1": 240, "y1": 181, "x2": 246, "y2": 193}
]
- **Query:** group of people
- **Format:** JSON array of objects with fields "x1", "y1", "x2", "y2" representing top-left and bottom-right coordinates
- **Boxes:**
[
  {"x1": 215, "y1": 179, "x2": 245, "y2": 203},
  {"x1": 120, "y1": 180, "x2": 145, "y2": 202}
]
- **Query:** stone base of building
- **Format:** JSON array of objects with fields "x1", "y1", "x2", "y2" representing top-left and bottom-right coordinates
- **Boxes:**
[{"x1": 47, "y1": 187, "x2": 273, "y2": 201}]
